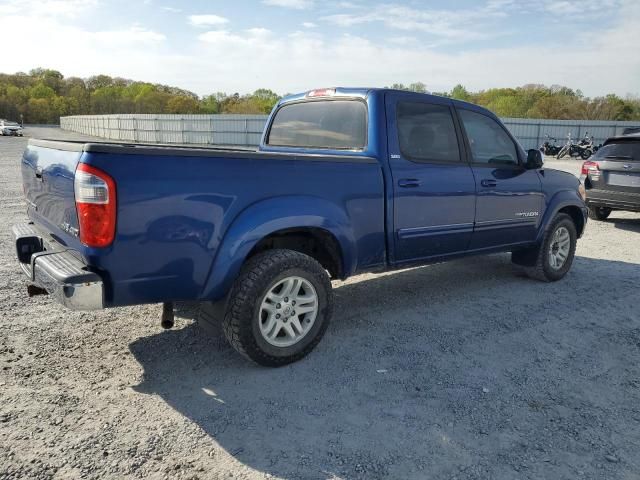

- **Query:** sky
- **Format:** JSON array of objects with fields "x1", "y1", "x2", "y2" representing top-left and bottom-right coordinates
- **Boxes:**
[{"x1": 0, "y1": 0, "x2": 639, "y2": 97}]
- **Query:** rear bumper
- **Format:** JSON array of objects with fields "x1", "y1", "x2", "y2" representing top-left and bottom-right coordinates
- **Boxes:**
[
  {"x1": 586, "y1": 189, "x2": 640, "y2": 212},
  {"x1": 13, "y1": 223, "x2": 104, "y2": 310}
]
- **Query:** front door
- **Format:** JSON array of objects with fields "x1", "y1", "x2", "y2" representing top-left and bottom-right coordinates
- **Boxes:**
[
  {"x1": 386, "y1": 92, "x2": 476, "y2": 263},
  {"x1": 456, "y1": 108, "x2": 543, "y2": 251}
]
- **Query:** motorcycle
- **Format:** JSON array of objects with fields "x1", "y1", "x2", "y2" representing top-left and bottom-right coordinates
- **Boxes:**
[
  {"x1": 540, "y1": 134, "x2": 562, "y2": 156},
  {"x1": 556, "y1": 133, "x2": 593, "y2": 160}
]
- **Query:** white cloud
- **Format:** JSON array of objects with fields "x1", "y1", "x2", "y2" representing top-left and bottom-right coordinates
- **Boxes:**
[
  {"x1": 184, "y1": 0, "x2": 640, "y2": 97},
  {"x1": 188, "y1": 14, "x2": 229, "y2": 27},
  {"x1": 322, "y1": 3, "x2": 509, "y2": 42},
  {"x1": 161, "y1": 6, "x2": 182, "y2": 13},
  {"x1": 0, "y1": 0, "x2": 637, "y2": 99},
  {"x1": 302, "y1": 21, "x2": 317, "y2": 28},
  {"x1": 92, "y1": 26, "x2": 166, "y2": 44},
  {"x1": 262, "y1": 0, "x2": 313, "y2": 9},
  {"x1": 543, "y1": 0, "x2": 620, "y2": 14},
  {"x1": 198, "y1": 28, "x2": 275, "y2": 50},
  {"x1": 388, "y1": 36, "x2": 417, "y2": 45},
  {"x1": 332, "y1": 1, "x2": 360, "y2": 8},
  {"x1": 1, "y1": 0, "x2": 97, "y2": 17}
]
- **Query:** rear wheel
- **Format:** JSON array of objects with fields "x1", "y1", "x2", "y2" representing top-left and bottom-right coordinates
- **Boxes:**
[
  {"x1": 581, "y1": 149, "x2": 592, "y2": 160},
  {"x1": 588, "y1": 206, "x2": 611, "y2": 221},
  {"x1": 514, "y1": 213, "x2": 577, "y2": 282},
  {"x1": 222, "y1": 249, "x2": 333, "y2": 367}
]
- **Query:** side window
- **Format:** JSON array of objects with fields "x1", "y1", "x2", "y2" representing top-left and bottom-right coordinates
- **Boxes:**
[
  {"x1": 397, "y1": 102, "x2": 460, "y2": 163},
  {"x1": 458, "y1": 109, "x2": 518, "y2": 166}
]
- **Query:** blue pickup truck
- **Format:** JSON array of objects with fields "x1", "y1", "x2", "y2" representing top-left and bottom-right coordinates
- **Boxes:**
[{"x1": 13, "y1": 88, "x2": 587, "y2": 366}]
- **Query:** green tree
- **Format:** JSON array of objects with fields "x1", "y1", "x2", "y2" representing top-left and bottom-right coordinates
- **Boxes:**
[
  {"x1": 450, "y1": 84, "x2": 471, "y2": 101},
  {"x1": 2, "y1": 67, "x2": 640, "y2": 123},
  {"x1": 166, "y1": 96, "x2": 200, "y2": 114}
]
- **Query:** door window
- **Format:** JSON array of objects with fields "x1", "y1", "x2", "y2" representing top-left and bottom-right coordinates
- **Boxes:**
[
  {"x1": 458, "y1": 109, "x2": 518, "y2": 166},
  {"x1": 396, "y1": 102, "x2": 460, "y2": 163}
]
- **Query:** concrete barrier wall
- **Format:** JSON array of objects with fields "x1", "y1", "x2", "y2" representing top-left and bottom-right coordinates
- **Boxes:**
[
  {"x1": 60, "y1": 114, "x2": 267, "y2": 146},
  {"x1": 61, "y1": 114, "x2": 640, "y2": 150}
]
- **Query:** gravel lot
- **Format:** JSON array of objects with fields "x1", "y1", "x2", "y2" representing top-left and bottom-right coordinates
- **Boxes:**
[{"x1": 1, "y1": 128, "x2": 640, "y2": 480}]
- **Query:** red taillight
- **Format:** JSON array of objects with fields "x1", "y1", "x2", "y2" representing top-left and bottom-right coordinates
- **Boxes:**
[
  {"x1": 74, "y1": 163, "x2": 116, "y2": 248},
  {"x1": 581, "y1": 160, "x2": 599, "y2": 176}
]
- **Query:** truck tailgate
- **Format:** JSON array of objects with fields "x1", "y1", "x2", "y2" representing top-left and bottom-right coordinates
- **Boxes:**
[{"x1": 22, "y1": 144, "x2": 81, "y2": 237}]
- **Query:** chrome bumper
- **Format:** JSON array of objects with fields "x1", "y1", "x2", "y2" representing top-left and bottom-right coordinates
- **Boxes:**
[{"x1": 13, "y1": 223, "x2": 104, "y2": 310}]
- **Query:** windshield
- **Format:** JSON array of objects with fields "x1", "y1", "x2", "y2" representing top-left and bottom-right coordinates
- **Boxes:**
[{"x1": 267, "y1": 100, "x2": 367, "y2": 150}]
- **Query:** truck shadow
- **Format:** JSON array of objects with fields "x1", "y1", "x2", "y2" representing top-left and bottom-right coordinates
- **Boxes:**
[
  {"x1": 129, "y1": 254, "x2": 640, "y2": 479},
  {"x1": 611, "y1": 215, "x2": 640, "y2": 233}
]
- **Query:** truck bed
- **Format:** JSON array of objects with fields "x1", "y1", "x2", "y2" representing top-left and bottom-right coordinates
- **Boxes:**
[{"x1": 21, "y1": 138, "x2": 385, "y2": 307}]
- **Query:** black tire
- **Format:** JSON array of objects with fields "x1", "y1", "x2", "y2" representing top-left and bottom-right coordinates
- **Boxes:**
[
  {"x1": 588, "y1": 206, "x2": 611, "y2": 221},
  {"x1": 556, "y1": 146, "x2": 568, "y2": 159},
  {"x1": 515, "y1": 213, "x2": 577, "y2": 282},
  {"x1": 581, "y1": 149, "x2": 592, "y2": 160},
  {"x1": 222, "y1": 249, "x2": 333, "y2": 367}
]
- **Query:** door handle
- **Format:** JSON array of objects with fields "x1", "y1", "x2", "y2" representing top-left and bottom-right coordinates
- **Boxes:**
[
  {"x1": 480, "y1": 179, "x2": 497, "y2": 187},
  {"x1": 398, "y1": 178, "x2": 421, "y2": 188}
]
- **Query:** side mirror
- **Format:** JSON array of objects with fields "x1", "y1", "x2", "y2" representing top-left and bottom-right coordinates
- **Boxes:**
[{"x1": 526, "y1": 149, "x2": 544, "y2": 169}]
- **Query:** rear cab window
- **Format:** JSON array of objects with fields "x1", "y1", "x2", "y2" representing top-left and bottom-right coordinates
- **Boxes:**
[
  {"x1": 267, "y1": 100, "x2": 367, "y2": 150},
  {"x1": 594, "y1": 141, "x2": 640, "y2": 160}
]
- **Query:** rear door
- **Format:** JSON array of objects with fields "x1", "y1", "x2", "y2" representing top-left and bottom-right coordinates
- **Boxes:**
[
  {"x1": 587, "y1": 140, "x2": 640, "y2": 206},
  {"x1": 456, "y1": 107, "x2": 543, "y2": 250},
  {"x1": 385, "y1": 92, "x2": 476, "y2": 263}
]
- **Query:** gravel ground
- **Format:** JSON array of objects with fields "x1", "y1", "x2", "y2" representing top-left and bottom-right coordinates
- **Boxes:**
[{"x1": 1, "y1": 128, "x2": 640, "y2": 480}]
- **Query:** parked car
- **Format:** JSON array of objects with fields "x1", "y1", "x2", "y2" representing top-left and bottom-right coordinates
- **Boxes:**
[
  {"x1": 12, "y1": 88, "x2": 587, "y2": 366},
  {"x1": 581, "y1": 133, "x2": 640, "y2": 220},
  {"x1": 622, "y1": 127, "x2": 640, "y2": 136},
  {"x1": 0, "y1": 119, "x2": 24, "y2": 136}
]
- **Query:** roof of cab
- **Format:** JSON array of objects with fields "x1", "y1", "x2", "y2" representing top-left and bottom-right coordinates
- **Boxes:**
[
  {"x1": 604, "y1": 133, "x2": 640, "y2": 144},
  {"x1": 277, "y1": 87, "x2": 492, "y2": 116}
]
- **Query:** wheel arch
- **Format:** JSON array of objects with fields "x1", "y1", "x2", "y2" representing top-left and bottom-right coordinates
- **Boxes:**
[
  {"x1": 537, "y1": 190, "x2": 588, "y2": 242},
  {"x1": 558, "y1": 205, "x2": 586, "y2": 238},
  {"x1": 199, "y1": 195, "x2": 357, "y2": 301},
  {"x1": 247, "y1": 227, "x2": 344, "y2": 279}
]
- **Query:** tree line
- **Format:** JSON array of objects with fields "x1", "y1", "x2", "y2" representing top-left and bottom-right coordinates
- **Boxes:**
[
  {"x1": 0, "y1": 69, "x2": 281, "y2": 124},
  {"x1": 390, "y1": 82, "x2": 639, "y2": 121},
  {"x1": 1, "y1": 69, "x2": 639, "y2": 124}
]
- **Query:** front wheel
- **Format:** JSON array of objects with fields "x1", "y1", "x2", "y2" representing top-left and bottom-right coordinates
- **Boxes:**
[
  {"x1": 581, "y1": 149, "x2": 592, "y2": 160},
  {"x1": 588, "y1": 206, "x2": 611, "y2": 221},
  {"x1": 556, "y1": 146, "x2": 568, "y2": 159},
  {"x1": 222, "y1": 249, "x2": 333, "y2": 367},
  {"x1": 515, "y1": 213, "x2": 577, "y2": 282}
]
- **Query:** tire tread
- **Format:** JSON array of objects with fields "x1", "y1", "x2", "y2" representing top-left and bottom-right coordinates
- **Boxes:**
[
  {"x1": 222, "y1": 249, "x2": 332, "y2": 367},
  {"x1": 521, "y1": 213, "x2": 577, "y2": 282}
]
